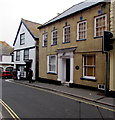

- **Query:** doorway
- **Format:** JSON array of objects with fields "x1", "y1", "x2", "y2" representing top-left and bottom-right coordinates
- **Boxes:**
[
  {"x1": 26, "y1": 62, "x2": 32, "y2": 79},
  {"x1": 57, "y1": 51, "x2": 74, "y2": 84},
  {"x1": 66, "y1": 59, "x2": 70, "y2": 82}
]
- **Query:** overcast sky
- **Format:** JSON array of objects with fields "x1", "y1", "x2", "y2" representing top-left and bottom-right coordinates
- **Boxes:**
[{"x1": 0, "y1": 0, "x2": 84, "y2": 47}]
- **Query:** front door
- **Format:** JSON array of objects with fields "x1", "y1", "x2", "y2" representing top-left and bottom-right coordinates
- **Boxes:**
[
  {"x1": 26, "y1": 62, "x2": 32, "y2": 79},
  {"x1": 58, "y1": 52, "x2": 74, "y2": 84},
  {"x1": 66, "y1": 59, "x2": 70, "y2": 82}
]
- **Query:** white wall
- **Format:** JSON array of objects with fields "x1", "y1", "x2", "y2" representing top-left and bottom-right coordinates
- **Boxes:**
[
  {"x1": 29, "y1": 48, "x2": 36, "y2": 79},
  {"x1": 110, "y1": 0, "x2": 115, "y2": 92},
  {"x1": 2, "y1": 55, "x2": 12, "y2": 62},
  {"x1": 110, "y1": 42, "x2": 115, "y2": 91},
  {"x1": 14, "y1": 23, "x2": 35, "y2": 50},
  {"x1": 14, "y1": 22, "x2": 36, "y2": 80}
]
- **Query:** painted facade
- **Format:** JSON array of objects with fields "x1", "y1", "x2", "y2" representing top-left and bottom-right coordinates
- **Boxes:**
[
  {"x1": 13, "y1": 19, "x2": 41, "y2": 80},
  {"x1": 38, "y1": 1, "x2": 111, "y2": 89},
  {"x1": 110, "y1": 0, "x2": 115, "y2": 93}
]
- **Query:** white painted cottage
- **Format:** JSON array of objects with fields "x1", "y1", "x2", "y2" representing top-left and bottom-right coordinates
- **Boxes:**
[{"x1": 13, "y1": 19, "x2": 41, "y2": 80}]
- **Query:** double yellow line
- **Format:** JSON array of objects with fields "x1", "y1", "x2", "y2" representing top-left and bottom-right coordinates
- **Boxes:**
[{"x1": 0, "y1": 99, "x2": 21, "y2": 120}]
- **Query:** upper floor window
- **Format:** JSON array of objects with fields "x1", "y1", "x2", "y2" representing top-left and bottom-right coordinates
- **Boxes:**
[
  {"x1": 47, "y1": 55, "x2": 57, "y2": 74},
  {"x1": 51, "y1": 30, "x2": 58, "y2": 45},
  {"x1": 63, "y1": 26, "x2": 70, "y2": 43},
  {"x1": 83, "y1": 55, "x2": 95, "y2": 79},
  {"x1": 20, "y1": 33, "x2": 25, "y2": 45},
  {"x1": 16, "y1": 51, "x2": 20, "y2": 61},
  {"x1": 94, "y1": 14, "x2": 107, "y2": 37},
  {"x1": 77, "y1": 21, "x2": 87, "y2": 40},
  {"x1": 24, "y1": 49, "x2": 29, "y2": 60},
  {"x1": 42, "y1": 33, "x2": 48, "y2": 47}
]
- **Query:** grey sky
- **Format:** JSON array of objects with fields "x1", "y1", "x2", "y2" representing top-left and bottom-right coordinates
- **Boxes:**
[{"x1": 0, "y1": 0, "x2": 83, "y2": 47}]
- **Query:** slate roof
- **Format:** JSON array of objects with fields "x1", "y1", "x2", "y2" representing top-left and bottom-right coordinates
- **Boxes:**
[
  {"x1": 39, "y1": 0, "x2": 108, "y2": 28},
  {"x1": 13, "y1": 19, "x2": 42, "y2": 46},
  {"x1": 0, "y1": 41, "x2": 13, "y2": 55}
]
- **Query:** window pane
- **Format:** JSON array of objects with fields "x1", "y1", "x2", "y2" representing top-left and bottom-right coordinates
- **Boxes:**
[
  {"x1": 64, "y1": 26, "x2": 70, "y2": 42},
  {"x1": 95, "y1": 15, "x2": 106, "y2": 37},
  {"x1": 52, "y1": 30, "x2": 57, "y2": 45},
  {"x1": 83, "y1": 55, "x2": 95, "y2": 77},
  {"x1": 48, "y1": 56, "x2": 56, "y2": 73},
  {"x1": 24, "y1": 49, "x2": 29, "y2": 60},
  {"x1": 43, "y1": 33, "x2": 48, "y2": 47},
  {"x1": 49, "y1": 65, "x2": 52, "y2": 71},
  {"x1": 16, "y1": 51, "x2": 20, "y2": 61},
  {"x1": 52, "y1": 65, "x2": 55, "y2": 71},
  {"x1": 20, "y1": 33, "x2": 25, "y2": 45},
  {"x1": 78, "y1": 21, "x2": 86, "y2": 40},
  {"x1": 85, "y1": 67, "x2": 95, "y2": 76},
  {"x1": 51, "y1": 56, "x2": 55, "y2": 64},
  {"x1": 86, "y1": 56, "x2": 94, "y2": 65}
]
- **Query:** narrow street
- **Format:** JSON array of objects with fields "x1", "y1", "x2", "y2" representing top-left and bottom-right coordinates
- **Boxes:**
[{"x1": 1, "y1": 80, "x2": 114, "y2": 119}]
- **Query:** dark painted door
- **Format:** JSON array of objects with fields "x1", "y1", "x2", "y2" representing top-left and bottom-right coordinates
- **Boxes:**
[
  {"x1": 66, "y1": 59, "x2": 70, "y2": 82},
  {"x1": 26, "y1": 62, "x2": 31, "y2": 79}
]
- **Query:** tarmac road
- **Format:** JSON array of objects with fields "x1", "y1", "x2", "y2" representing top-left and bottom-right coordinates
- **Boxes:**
[{"x1": 2, "y1": 80, "x2": 115, "y2": 119}]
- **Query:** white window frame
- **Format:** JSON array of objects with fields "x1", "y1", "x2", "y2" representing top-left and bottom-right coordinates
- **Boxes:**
[
  {"x1": 51, "y1": 30, "x2": 58, "y2": 45},
  {"x1": 63, "y1": 26, "x2": 70, "y2": 43},
  {"x1": 47, "y1": 55, "x2": 57, "y2": 74},
  {"x1": 42, "y1": 33, "x2": 48, "y2": 47},
  {"x1": 20, "y1": 33, "x2": 25, "y2": 45},
  {"x1": 83, "y1": 55, "x2": 96, "y2": 80},
  {"x1": 24, "y1": 49, "x2": 29, "y2": 60},
  {"x1": 16, "y1": 51, "x2": 20, "y2": 61},
  {"x1": 77, "y1": 21, "x2": 87, "y2": 40},
  {"x1": 94, "y1": 14, "x2": 107, "y2": 37}
]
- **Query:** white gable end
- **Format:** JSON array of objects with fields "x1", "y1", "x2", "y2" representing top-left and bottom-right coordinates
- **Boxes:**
[
  {"x1": 13, "y1": 21, "x2": 37, "y2": 80},
  {"x1": 14, "y1": 23, "x2": 35, "y2": 50}
]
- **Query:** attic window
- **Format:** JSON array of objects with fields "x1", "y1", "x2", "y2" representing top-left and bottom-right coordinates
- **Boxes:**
[{"x1": 20, "y1": 33, "x2": 25, "y2": 45}]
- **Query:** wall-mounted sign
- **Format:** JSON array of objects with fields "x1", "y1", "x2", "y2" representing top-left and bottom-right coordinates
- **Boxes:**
[{"x1": 75, "y1": 66, "x2": 80, "y2": 70}]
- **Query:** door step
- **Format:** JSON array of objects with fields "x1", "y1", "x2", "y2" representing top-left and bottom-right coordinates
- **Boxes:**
[{"x1": 62, "y1": 82, "x2": 70, "y2": 86}]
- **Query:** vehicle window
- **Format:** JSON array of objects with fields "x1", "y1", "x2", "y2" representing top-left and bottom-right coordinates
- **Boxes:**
[{"x1": 6, "y1": 72, "x2": 10, "y2": 74}]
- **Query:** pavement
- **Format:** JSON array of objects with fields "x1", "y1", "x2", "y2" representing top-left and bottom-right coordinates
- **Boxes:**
[{"x1": 11, "y1": 79, "x2": 115, "y2": 108}]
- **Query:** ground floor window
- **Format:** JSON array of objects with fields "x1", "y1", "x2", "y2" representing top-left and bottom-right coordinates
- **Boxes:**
[
  {"x1": 47, "y1": 55, "x2": 57, "y2": 74},
  {"x1": 83, "y1": 55, "x2": 95, "y2": 79},
  {"x1": 16, "y1": 65, "x2": 26, "y2": 78}
]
